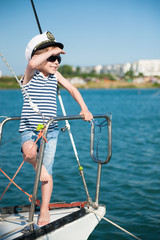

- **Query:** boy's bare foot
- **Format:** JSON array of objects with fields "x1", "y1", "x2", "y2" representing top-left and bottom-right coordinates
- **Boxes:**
[
  {"x1": 40, "y1": 165, "x2": 50, "y2": 182},
  {"x1": 37, "y1": 210, "x2": 50, "y2": 226}
]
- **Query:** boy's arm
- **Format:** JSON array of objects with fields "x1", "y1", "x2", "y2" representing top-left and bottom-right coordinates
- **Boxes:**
[
  {"x1": 56, "y1": 71, "x2": 93, "y2": 121},
  {"x1": 23, "y1": 48, "x2": 65, "y2": 85}
]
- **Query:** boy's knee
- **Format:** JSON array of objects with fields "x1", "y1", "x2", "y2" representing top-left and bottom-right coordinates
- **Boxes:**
[{"x1": 22, "y1": 141, "x2": 37, "y2": 159}]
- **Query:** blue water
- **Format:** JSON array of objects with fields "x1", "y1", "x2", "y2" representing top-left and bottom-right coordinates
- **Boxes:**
[{"x1": 0, "y1": 89, "x2": 160, "y2": 240}]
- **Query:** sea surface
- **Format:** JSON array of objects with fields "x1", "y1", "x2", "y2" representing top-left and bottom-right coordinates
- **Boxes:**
[{"x1": 0, "y1": 89, "x2": 160, "y2": 240}]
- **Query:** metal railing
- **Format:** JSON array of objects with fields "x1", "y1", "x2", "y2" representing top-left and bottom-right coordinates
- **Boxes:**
[{"x1": 0, "y1": 114, "x2": 112, "y2": 230}]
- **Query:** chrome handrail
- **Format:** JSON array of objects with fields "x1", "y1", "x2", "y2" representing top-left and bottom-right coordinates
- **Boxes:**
[
  {"x1": 0, "y1": 114, "x2": 112, "y2": 227},
  {"x1": 0, "y1": 116, "x2": 21, "y2": 144}
]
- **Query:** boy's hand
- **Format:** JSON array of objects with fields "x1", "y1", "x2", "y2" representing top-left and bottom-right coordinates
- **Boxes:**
[
  {"x1": 51, "y1": 47, "x2": 66, "y2": 55},
  {"x1": 80, "y1": 109, "x2": 93, "y2": 121}
]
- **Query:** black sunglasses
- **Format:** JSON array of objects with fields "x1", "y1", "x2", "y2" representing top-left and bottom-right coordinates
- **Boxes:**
[{"x1": 47, "y1": 55, "x2": 61, "y2": 64}]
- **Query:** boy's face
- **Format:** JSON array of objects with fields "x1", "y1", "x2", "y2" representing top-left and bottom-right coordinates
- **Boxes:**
[{"x1": 37, "y1": 55, "x2": 60, "y2": 76}]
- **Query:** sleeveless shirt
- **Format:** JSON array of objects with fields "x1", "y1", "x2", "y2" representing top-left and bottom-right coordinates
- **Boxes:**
[{"x1": 19, "y1": 70, "x2": 58, "y2": 132}]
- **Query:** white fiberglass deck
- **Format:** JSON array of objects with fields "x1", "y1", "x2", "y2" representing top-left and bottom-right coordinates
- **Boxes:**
[{"x1": 0, "y1": 205, "x2": 106, "y2": 240}]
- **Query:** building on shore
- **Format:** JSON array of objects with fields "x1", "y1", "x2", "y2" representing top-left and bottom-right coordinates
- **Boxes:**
[
  {"x1": 69, "y1": 77, "x2": 86, "y2": 85},
  {"x1": 131, "y1": 60, "x2": 160, "y2": 76},
  {"x1": 80, "y1": 59, "x2": 160, "y2": 77}
]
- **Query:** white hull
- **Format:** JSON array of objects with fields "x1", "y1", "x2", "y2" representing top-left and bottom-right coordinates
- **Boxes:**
[{"x1": 0, "y1": 205, "x2": 105, "y2": 240}]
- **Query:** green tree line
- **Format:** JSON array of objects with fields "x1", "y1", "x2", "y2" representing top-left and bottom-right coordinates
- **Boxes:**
[{"x1": 58, "y1": 65, "x2": 116, "y2": 80}]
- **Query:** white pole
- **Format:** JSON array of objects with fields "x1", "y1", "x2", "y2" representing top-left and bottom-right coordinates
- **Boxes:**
[
  {"x1": 57, "y1": 87, "x2": 92, "y2": 204},
  {"x1": 57, "y1": 89, "x2": 80, "y2": 166}
]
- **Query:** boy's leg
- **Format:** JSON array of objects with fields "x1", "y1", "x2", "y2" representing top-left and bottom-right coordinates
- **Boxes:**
[
  {"x1": 37, "y1": 175, "x2": 53, "y2": 225},
  {"x1": 22, "y1": 140, "x2": 37, "y2": 169},
  {"x1": 37, "y1": 130, "x2": 59, "y2": 226},
  {"x1": 22, "y1": 140, "x2": 52, "y2": 225},
  {"x1": 22, "y1": 140, "x2": 50, "y2": 181}
]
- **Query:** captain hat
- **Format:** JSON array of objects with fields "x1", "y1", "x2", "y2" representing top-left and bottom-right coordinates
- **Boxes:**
[{"x1": 25, "y1": 31, "x2": 64, "y2": 61}]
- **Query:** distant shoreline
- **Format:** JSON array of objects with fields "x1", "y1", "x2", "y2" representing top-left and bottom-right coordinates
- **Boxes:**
[
  {"x1": 0, "y1": 77, "x2": 160, "y2": 89},
  {"x1": 70, "y1": 81, "x2": 160, "y2": 89}
]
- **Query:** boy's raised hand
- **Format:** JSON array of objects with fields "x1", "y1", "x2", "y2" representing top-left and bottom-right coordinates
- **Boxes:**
[{"x1": 51, "y1": 47, "x2": 66, "y2": 55}]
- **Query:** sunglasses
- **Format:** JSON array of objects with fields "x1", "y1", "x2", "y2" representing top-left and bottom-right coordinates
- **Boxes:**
[{"x1": 47, "y1": 55, "x2": 61, "y2": 64}]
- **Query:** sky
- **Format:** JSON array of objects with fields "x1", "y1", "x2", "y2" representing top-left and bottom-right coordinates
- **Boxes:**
[{"x1": 0, "y1": 0, "x2": 160, "y2": 76}]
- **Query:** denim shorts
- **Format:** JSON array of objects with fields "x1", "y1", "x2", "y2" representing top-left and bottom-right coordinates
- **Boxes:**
[{"x1": 21, "y1": 130, "x2": 59, "y2": 175}]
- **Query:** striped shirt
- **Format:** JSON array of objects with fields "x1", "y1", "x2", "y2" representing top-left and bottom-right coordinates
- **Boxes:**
[{"x1": 19, "y1": 70, "x2": 58, "y2": 132}]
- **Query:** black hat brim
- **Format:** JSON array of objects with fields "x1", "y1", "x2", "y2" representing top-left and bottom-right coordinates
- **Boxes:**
[{"x1": 32, "y1": 41, "x2": 64, "y2": 57}]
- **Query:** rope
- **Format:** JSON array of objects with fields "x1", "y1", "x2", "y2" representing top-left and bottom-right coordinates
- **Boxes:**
[
  {"x1": 0, "y1": 131, "x2": 29, "y2": 147},
  {"x1": 49, "y1": 201, "x2": 87, "y2": 209},
  {"x1": 0, "y1": 201, "x2": 87, "y2": 238},
  {"x1": 0, "y1": 216, "x2": 27, "y2": 222},
  {"x1": 0, "y1": 168, "x2": 33, "y2": 201},
  {"x1": 0, "y1": 53, "x2": 45, "y2": 121},
  {"x1": 0, "y1": 118, "x2": 47, "y2": 147},
  {"x1": 0, "y1": 159, "x2": 25, "y2": 201},
  {"x1": 0, "y1": 127, "x2": 47, "y2": 204},
  {"x1": 90, "y1": 119, "x2": 108, "y2": 161},
  {"x1": 88, "y1": 209, "x2": 142, "y2": 240},
  {"x1": 0, "y1": 221, "x2": 34, "y2": 239},
  {"x1": 37, "y1": 128, "x2": 48, "y2": 143}
]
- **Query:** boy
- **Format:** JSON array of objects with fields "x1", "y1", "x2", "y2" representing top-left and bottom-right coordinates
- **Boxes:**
[{"x1": 19, "y1": 31, "x2": 93, "y2": 226}]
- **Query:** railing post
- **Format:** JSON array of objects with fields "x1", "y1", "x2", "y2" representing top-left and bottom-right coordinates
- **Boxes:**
[
  {"x1": 29, "y1": 128, "x2": 48, "y2": 231},
  {"x1": 90, "y1": 116, "x2": 112, "y2": 207},
  {"x1": 95, "y1": 163, "x2": 102, "y2": 207}
]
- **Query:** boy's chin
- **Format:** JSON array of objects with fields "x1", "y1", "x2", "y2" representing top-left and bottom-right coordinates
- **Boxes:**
[{"x1": 50, "y1": 70, "x2": 57, "y2": 74}]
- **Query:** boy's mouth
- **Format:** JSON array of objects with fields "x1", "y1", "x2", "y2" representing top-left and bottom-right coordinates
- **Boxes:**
[{"x1": 50, "y1": 65, "x2": 58, "y2": 70}]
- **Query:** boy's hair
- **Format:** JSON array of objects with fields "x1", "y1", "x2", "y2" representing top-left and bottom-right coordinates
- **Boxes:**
[{"x1": 34, "y1": 46, "x2": 56, "y2": 56}]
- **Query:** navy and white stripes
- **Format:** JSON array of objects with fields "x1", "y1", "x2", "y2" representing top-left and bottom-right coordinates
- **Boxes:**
[{"x1": 19, "y1": 70, "x2": 58, "y2": 132}]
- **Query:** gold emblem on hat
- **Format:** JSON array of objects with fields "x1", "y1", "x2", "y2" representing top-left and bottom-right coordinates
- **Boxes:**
[{"x1": 46, "y1": 31, "x2": 55, "y2": 41}]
